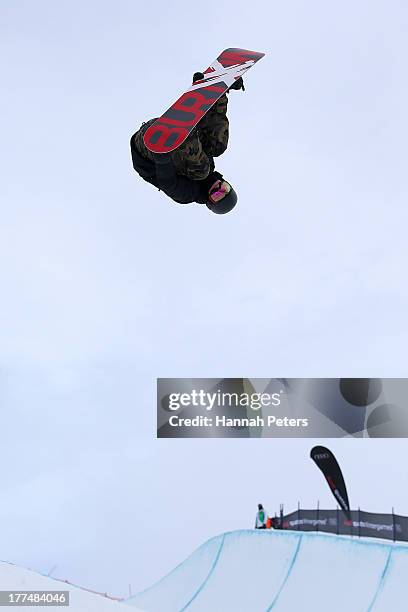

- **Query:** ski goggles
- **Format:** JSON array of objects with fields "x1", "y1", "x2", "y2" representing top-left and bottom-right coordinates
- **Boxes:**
[{"x1": 208, "y1": 180, "x2": 231, "y2": 204}]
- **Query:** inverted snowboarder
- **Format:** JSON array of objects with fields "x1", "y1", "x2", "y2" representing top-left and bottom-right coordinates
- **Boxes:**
[{"x1": 130, "y1": 48, "x2": 265, "y2": 214}]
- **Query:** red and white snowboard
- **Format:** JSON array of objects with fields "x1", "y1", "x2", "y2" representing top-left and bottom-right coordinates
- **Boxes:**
[{"x1": 143, "y1": 48, "x2": 265, "y2": 154}]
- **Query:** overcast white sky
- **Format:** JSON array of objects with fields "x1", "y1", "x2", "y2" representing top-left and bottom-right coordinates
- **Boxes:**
[{"x1": 1, "y1": 0, "x2": 408, "y2": 598}]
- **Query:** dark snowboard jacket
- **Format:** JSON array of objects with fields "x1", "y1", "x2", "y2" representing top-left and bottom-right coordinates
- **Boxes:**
[{"x1": 130, "y1": 135, "x2": 222, "y2": 205}]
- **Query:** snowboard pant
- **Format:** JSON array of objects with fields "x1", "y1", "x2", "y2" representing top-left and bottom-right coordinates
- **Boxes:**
[{"x1": 133, "y1": 95, "x2": 229, "y2": 181}]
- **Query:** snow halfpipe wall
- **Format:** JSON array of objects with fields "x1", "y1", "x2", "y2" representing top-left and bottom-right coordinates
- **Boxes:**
[{"x1": 126, "y1": 529, "x2": 408, "y2": 612}]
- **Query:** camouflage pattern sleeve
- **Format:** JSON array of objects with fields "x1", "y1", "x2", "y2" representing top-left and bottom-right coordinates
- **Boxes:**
[
  {"x1": 170, "y1": 129, "x2": 212, "y2": 180},
  {"x1": 197, "y1": 94, "x2": 229, "y2": 158}
]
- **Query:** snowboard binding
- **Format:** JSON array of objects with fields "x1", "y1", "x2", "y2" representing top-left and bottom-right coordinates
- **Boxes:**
[{"x1": 193, "y1": 72, "x2": 244, "y2": 91}]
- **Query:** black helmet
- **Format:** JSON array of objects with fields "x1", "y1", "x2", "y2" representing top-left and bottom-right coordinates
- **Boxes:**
[
  {"x1": 258, "y1": 504, "x2": 263, "y2": 510},
  {"x1": 206, "y1": 180, "x2": 238, "y2": 215}
]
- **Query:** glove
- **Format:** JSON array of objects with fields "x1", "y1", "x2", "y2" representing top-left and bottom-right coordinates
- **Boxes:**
[
  {"x1": 202, "y1": 171, "x2": 223, "y2": 192},
  {"x1": 193, "y1": 71, "x2": 205, "y2": 84},
  {"x1": 228, "y1": 77, "x2": 245, "y2": 91}
]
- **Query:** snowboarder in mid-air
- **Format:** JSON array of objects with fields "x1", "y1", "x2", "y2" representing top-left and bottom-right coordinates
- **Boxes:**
[
  {"x1": 255, "y1": 503, "x2": 269, "y2": 529},
  {"x1": 130, "y1": 73, "x2": 243, "y2": 214}
]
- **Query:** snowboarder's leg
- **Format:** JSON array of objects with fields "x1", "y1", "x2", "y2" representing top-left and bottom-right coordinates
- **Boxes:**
[
  {"x1": 198, "y1": 94, "x2": 229, "y2": 158},
  {"x1": 133, "y1": 119, "x2": 211, "y2": 181}
]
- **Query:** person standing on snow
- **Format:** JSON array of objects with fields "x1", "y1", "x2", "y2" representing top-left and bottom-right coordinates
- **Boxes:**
[
  {"x1": 130, "y1": 73, "x2": 244, "y2": 214},
  {"x1": 255, "y1": 504, "x2": 269, "y2": 529}
]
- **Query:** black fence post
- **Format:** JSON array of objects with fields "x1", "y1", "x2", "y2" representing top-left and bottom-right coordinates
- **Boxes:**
[{"x1": 392, "y1": 507, "x2": 396, "y2": 542}]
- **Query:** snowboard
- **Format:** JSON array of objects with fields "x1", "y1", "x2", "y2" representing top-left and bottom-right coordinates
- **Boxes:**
[{"x1": 143, "y1": 48, "x2": 265, "y2": 154}]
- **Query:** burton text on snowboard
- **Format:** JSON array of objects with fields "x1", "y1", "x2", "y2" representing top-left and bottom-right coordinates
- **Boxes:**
[{"x1": 144, "y1": 48, "x2": 265, "y2": 154}]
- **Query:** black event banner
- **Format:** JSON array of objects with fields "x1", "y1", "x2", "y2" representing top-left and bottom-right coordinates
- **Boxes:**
[
  {"x1": 274, "y1": 509, "x2": 408, "y2": 543},
  {"x1": 310, "y1": 446, "x2": 350, "y2": 514},
  {"x1": 157, "y1": 378, "x2": 408, "y2": 438}
]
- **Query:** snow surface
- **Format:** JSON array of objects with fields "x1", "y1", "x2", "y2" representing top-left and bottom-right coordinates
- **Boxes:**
[
  {"x1": 126, "y1": 529, "x2": 408, "y2": 611},
  {"x1": 0, "y1": 561, "x2": 145, "y2": 611}
]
